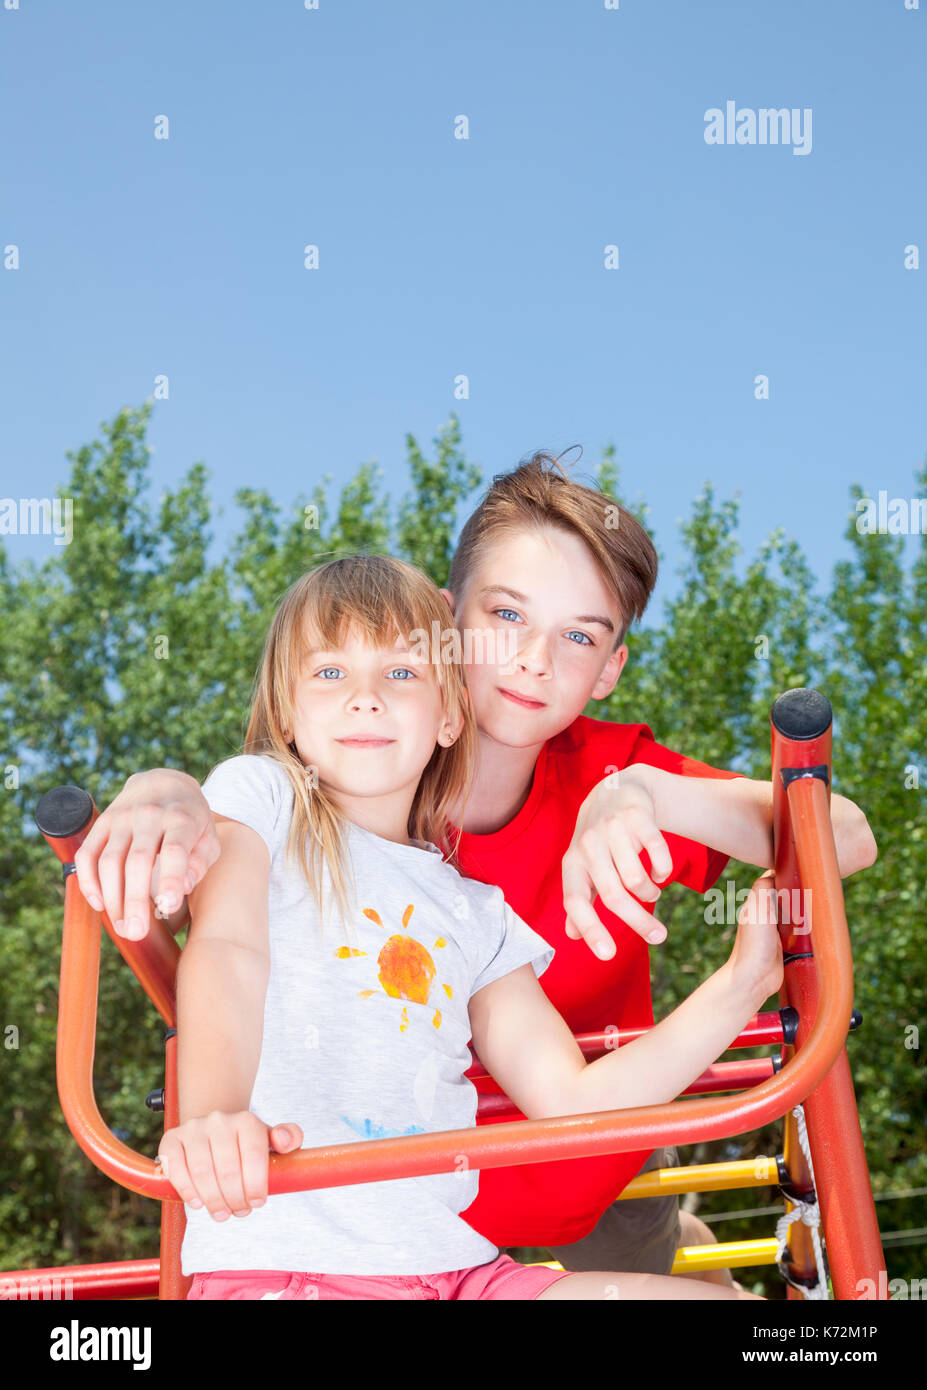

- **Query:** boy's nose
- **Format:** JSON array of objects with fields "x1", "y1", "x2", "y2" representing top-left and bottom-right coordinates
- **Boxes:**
[{"x1": 514, "y1": 640, "x2": 552, "y2": 676}]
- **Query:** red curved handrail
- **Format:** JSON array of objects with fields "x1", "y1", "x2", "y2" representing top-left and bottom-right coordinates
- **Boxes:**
[{"x1": 50, "y1": 771, "x2": 853, "y2": 1203}]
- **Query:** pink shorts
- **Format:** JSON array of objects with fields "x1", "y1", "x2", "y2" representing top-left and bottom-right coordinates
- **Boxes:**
[{"x1": 187, "y1": 1253, "x2": 573, "y2": 1301}]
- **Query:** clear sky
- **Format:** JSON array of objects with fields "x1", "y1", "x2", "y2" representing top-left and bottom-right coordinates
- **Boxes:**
[{"x1": 1, "y1": 0, "x2": 924, "y2": 630}]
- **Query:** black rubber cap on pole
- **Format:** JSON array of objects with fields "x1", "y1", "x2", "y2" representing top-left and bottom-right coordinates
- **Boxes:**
[
  {"x1": 34, "y1": 785, "x2": 93, "y2": 839},
  {"x1": 770, "y1": 688, "x2": 832, "y2": 741}
]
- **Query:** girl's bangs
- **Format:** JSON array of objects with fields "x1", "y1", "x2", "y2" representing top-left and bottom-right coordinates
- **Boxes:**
[{"x1": 296, "y1": 588, "x2": 455, "y2": 686}]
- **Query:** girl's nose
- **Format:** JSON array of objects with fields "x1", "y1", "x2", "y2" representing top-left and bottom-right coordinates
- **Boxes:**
[{"x1": 348, "y1": 694, "x2": 382, "y2": 711}]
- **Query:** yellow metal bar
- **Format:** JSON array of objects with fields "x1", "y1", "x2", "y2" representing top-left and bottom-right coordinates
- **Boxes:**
[
  {"x1": 670, "y1": 1239, "x2": 779, "y2": 1272},
  {"x1": 617, "y1": 1157, "x2": 778, "y2": 1200},
  {"x1": 529, "y1": 1239, "x2": 779, "y2": 1275}
]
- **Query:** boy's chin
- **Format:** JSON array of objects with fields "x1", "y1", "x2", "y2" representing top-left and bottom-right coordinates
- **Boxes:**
[{"x1": 484, "y1": 709, "x2": 562, "y2": 748}]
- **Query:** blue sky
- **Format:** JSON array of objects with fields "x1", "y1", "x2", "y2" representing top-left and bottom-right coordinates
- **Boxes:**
[{"x1": 1, "y1": 0, "x2": 924, "y2": 631}]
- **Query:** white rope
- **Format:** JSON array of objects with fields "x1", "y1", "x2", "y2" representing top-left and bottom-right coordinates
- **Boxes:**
[{"x1": 774, "y1": 1103, "x2": 830, "y2": 1299}]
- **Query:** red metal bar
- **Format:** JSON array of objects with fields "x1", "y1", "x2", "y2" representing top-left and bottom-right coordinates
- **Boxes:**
[
  {"x1": 780, "y1": 964, "x2": 819, "y2": 1299},
  {"x1": 475, "y1": 1058, "x2": 775, "y2": 1117},
  {"x1": 38, "y1": 797, "x2": 180, "y2": 1027},
  {"x1": 668, "y1": 1058, "x2": 775, "y2": 1095},
  {"x1": 159, "y1": 1030, "x2": 192, "y2": 1301},
  {"x1": 772, "y1": 702, "x2": 832, "y2": 1298},
  {"x1": 47, "y1": 820, "x2": 856, "y2": 1203},
  {"x1": 771, "y1": 690, "x2": 886, "y2": 1300},
  {"x1": 0, "y1": 1260, "x2": 160, "y2": 1301},
  {"x1": 466, "y1": 1013, "x2": 784, "y2": 1085}
]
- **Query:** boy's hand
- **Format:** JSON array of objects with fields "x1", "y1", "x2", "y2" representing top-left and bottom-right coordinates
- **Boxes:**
[
  {"x1": 724, "y1": 871, "x2": 784, "y2": 1006},
  {"x1": 562, "y1": 768, "x2": 674, "y2": 959},
  {"x1": 157, "y1": 1112, "x2": 303, "y2": 1220},
  {"x1": 73, "y1": 769, "x2": 220, "y2": 940}
]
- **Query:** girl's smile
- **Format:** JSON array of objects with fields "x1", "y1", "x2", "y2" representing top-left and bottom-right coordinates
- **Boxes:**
[{"x1": 335, "y1": 736, "x2": 397, "y2": 747}]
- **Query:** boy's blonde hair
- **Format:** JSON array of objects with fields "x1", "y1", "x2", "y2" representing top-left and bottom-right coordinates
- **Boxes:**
[
  {"x1": 233, "y1": 554, "x2": 477, "y2": 949},
  {"x1": 447, "y1": 448, "x2": 659, "y2": 648}
]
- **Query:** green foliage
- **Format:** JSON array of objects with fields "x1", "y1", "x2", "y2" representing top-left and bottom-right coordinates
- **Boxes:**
[{"x1": 1, "y1": 410, "x2": 923, "y2": 1300}]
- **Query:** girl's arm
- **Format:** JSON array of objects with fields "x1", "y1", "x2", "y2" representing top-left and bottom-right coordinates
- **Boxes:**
[
  {"x1": 161, "y1": 814, "x2": 305, "y2": 1220},
  {"x1": 469, "y1": 872, "x2": 782, "y2": 1121},
  {"x1": 176, "y1": 816, "x2": 271, "y2": 1121},
  {"x1": 564, "y1": 947, "x2": 770, "y2": 1115}
]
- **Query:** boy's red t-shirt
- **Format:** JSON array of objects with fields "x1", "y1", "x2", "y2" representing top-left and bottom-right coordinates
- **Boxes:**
[{"x1": 450, "y1": 713, "x2": 747, "y2": 1250}]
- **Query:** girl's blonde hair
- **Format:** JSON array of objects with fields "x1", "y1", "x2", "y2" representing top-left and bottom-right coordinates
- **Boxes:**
[{"x1": 232, "y1": 554, "x2": 477, "y2": 948}]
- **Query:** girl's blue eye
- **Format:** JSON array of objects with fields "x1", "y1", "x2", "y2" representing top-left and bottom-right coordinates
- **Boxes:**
[
  {"x1": 494, "y1": 608, "x2": 522, "y2": 623},
  {"x1": 315, "y1": 665, "x2": 416, "y2": 679}
]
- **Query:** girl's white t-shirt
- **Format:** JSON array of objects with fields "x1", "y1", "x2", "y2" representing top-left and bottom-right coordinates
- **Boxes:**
[{"x1": 179, "y1": 754, "x2": 555, "y2": 1277}]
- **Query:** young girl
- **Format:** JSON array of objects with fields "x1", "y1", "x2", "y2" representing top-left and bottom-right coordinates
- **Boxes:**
[{"x1": 157, "y1": 551, "x2": 779, "y2": 1300}]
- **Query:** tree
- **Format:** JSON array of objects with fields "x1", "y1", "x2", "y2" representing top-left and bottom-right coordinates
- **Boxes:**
[{"x1": 1, "y1": 409, "x2": 922, "y2": 1296}]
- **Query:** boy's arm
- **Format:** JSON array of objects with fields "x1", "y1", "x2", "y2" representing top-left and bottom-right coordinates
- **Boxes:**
[
  {"x1": 615, "y1": 766, "x2": 878, "y2": 878},
  {"x1": 176, "y1": 816, "x2": 271, "y2": 1122},
  {"x1": 74, "y1": 768, "x2": 220, "y2": 941},
  {"x1": 469, "y1": 873, "x2": 780, "y2": 1120},
  {"x1": 561, "y1": 765, "x2": 878, "y2": 959}
]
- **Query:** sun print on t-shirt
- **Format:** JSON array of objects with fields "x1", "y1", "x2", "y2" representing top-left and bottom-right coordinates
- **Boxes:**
[{"x1": 334, "y1": 902, "x2": 454, "y2": 1031}]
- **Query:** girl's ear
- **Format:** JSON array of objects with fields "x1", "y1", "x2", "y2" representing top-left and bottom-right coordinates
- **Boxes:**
[
  {"x1": 439, "y1": 586, "x2": 456, "y2": 618},
  {"x1": 440, "y1": 708, "x2": 466, "y2": 745}
]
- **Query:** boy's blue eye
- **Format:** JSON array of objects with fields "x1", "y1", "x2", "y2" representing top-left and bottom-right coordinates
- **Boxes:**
[
  {"x1": 318, "y1": 667, "x2": 342, "y2": 679},
  {"x1": 388, "y1": 668, "x2": 416, "y2": 680},
  {"x1": 495, "y1": 608, "x2": 592, "y2": 646}
]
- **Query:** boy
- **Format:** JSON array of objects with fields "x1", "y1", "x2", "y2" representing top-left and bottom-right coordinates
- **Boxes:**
[{"x1": 74, "y1": 452, "x2": 877, "y2": 1284}]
